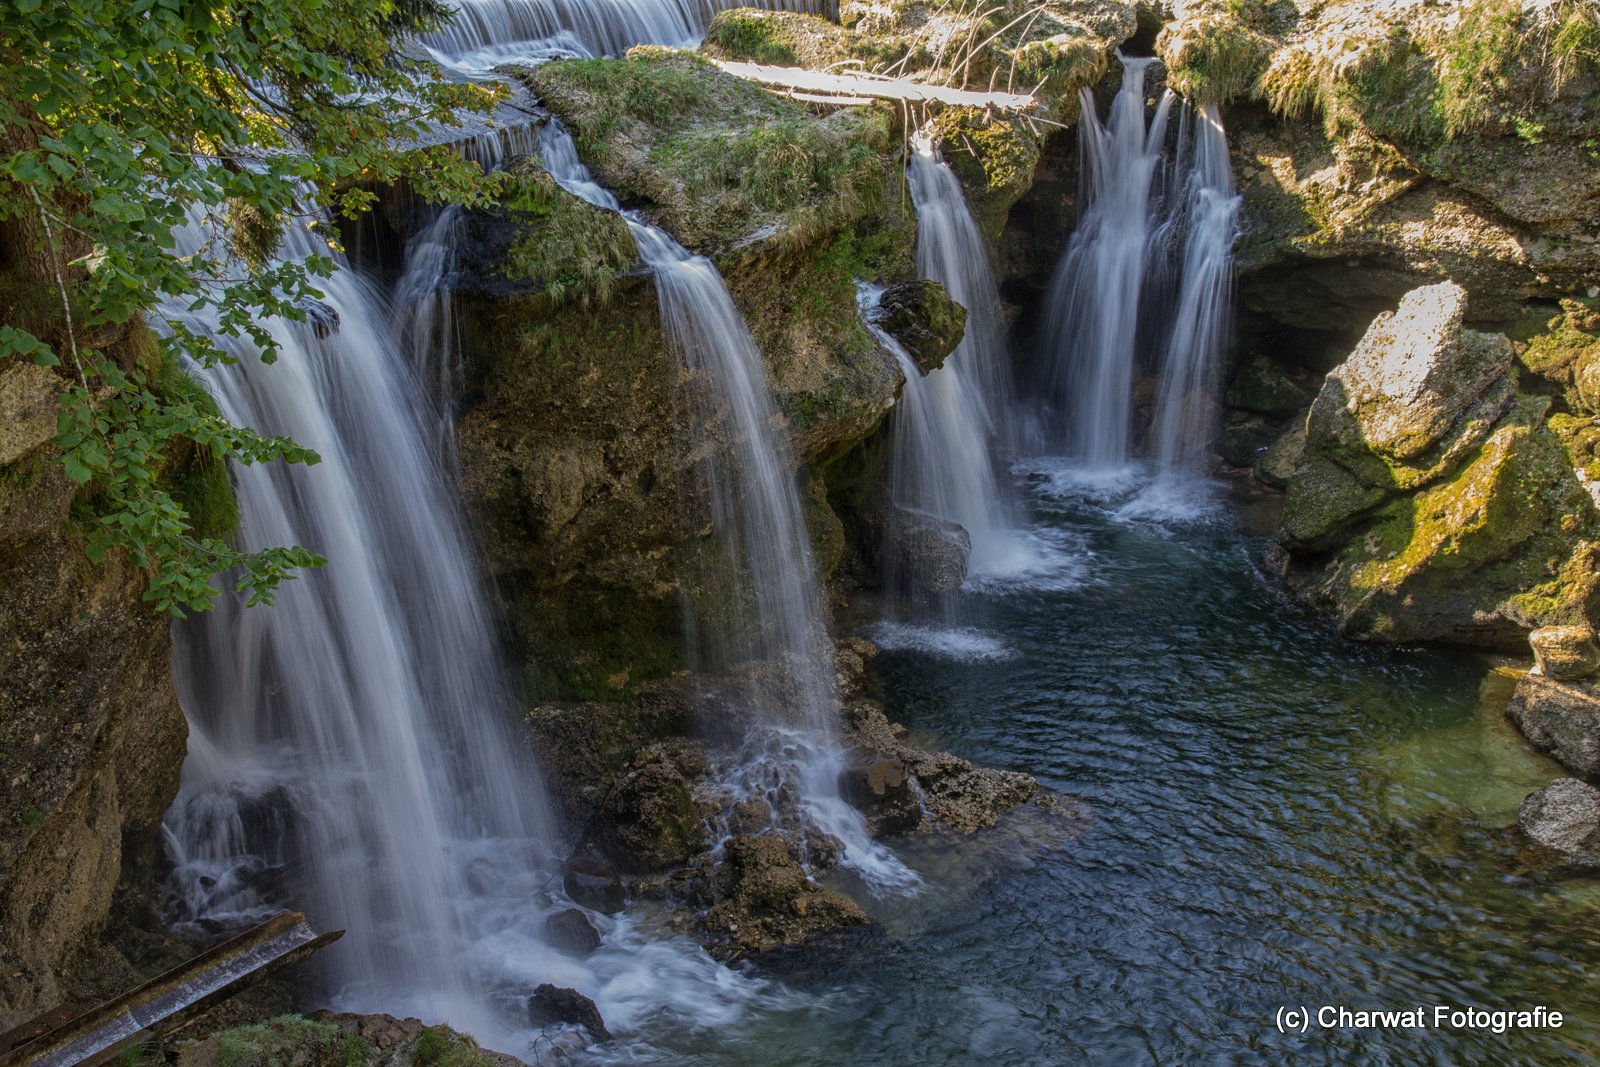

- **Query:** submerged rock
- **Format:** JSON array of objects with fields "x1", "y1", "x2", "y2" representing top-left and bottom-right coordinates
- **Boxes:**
[
  {"x1": 1507, "y1": 673, "x2": 1600, "y2": 780},
  {"x1": 1518, "y1": 779, "x2": 1600, "y2": 868},
  {"x1": 528, "y1": 984, "x2": 611, "y2": 1043},
  {"x1": 1529, "y1": 626, "x2": 1600, "y2": 682}
]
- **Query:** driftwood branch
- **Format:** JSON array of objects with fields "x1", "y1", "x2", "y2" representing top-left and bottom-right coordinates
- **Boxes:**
[{"x1": 707, "y1": 59, "x2": 1038, "y2": 112}]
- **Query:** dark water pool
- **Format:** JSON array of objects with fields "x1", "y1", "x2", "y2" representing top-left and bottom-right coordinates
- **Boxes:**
[{"x1": 634, "y1": 468, "x2": 1600, "y2": 1065}]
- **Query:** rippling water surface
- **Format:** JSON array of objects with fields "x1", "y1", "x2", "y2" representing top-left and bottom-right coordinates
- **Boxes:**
[{"x1": 618, "y1": 464, "x2": 1600, "y2": 1065}]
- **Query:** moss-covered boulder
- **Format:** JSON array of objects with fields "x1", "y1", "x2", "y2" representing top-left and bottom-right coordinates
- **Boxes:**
[
  {"x1": 1277, "y1": 282, "x2": 1600, "y2": 647},
  {"x1": 876, "y1": 278, "x2": 966, "y2": 373}
]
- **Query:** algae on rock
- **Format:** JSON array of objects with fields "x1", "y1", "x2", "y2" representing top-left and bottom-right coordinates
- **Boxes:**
[{"x1": 1277, "y1": 282, "x2": 1600, "y2": 648}]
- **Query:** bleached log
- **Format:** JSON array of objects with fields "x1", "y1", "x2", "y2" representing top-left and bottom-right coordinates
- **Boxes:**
[{"x1": 708, "y1": 59, "x2": 1038, "y2": 112}]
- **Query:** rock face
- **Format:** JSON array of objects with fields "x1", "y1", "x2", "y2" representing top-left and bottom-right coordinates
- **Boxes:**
[
  {"x1": 0, "y1": 372, "x2": 189, "y2": 1027},
  {"x1": 693, "y1": 832, "x2": 870, "y2": 958},
  {"x1": 1518, "y1": 778, "x2": 1600, "y2": 868},
  {"x1": 1529, "y1": 625, "x2": 1600, "y2": 681},
  {"x1": 886, "y1": 508, "x2": 972, "y2": 595},
  {"x1": 1507, "y1": 673, "x2": 1600, "y2": 780},
  {"x1": 1275, "y1": 282, "x2": 1600, "y2": 647}
]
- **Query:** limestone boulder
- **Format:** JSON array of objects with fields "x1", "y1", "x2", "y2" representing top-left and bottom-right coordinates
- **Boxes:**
[
  {"x1": 1507, "y1": 673, "x2": 1600, "y2": 779},
  {"x1": 1530, "y1": 626, "x2": 1600, "y2": 682},
  {"x1": 876, "y1": 279, "x2": 967, "y2": 375},
  {"x1": 1276, "y1": 282, "x2": 1600, "y2": 648},
  {"x1": 1518, "y1": 778, "x2": 1600, "y2": 868}
]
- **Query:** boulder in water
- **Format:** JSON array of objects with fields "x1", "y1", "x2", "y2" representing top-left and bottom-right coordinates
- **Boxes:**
[
  {"x1": 562, "y1": 854, "x2": 625, "y2": 915},
  {"x1": 1530, "y1": 626, "x2": 1600, "y2": 681},
  {"x1": 1518, "y1": 778, "x2": 1600, "y2": 867},
  {"x1": 1507, "y1": 673, "x2": 1600, "y2": 779},
  {"x1": 875, "y1": 279, "x2": 967, "y2": 374},
  {"x1": 528, "y1": 984, "x2": 612, "y2": 1042},
  {"x1": 544, "y1": 907, "x2": 602, "y2": 957}
]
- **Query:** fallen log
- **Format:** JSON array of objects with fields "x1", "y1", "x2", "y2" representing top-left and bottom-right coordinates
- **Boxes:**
[
  {"x1": 707, "y1": 59, "x2": 1038, "y2": 111},
  {"x1": 0, "y1": 913, "x2": 342, "y2": 1067}
]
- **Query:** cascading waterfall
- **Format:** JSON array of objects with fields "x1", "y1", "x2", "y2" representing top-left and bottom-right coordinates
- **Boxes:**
[
  {"x1": 160, "y1": 217, "x2": 570, "y2": 1041},
  {"x1": 538, "y1": 124, "x2": 912, "y2": 887},
  {"x1": 421, "y1": 0, "x2": 831, "y2": 73},
  {"x1": 885, "y1": 135, "x2": 1035, "y2": 583},
  {"x1": 1038, "y1": 57, "x2": 1174, "y2": 469},
  {"x1": 1148, "y1": 102, "x2": 1239, "y2": 472}
]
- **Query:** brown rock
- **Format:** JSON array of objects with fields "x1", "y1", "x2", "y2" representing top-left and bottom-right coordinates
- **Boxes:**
[
  {"x1": 1507, "y1": 673, "x2": 1600, "y2": 779},
  {"x1": 1530, "y1": 626, "x2": 1600, "y2": 681}
]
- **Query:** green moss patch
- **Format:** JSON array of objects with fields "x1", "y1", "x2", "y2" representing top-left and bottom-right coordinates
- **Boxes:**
[{"x1": 522, "y1": 49, "x2": 898, "y2": 251}]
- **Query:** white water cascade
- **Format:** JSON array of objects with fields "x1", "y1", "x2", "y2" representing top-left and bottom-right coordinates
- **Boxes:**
[
  {"x1": 1148, "y1": 102, "x2": 1239, "y2": 471},
  {"x1": 159, "y1": 218, "x2": 569, "y2": 1040},
  {"x1": 1039, "y1": 57, "x2": 1174, "y2": 469},
  {"x1": 421, "y1": 0, "x2": 830, "y2": 73},
  {"x1": 537, "y1": 124, "x2": 913, "y2": 888},
  {"x1": 886, "y1": 135, "x2": 1035, "y2": 583}
]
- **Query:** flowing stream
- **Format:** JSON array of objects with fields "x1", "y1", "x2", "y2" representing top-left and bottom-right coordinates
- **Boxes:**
[{"x1": 590, "y1": 472, "x2": 1600, "y2": 1064}]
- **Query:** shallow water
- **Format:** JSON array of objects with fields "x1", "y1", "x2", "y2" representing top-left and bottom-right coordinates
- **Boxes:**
[{"x1": 600, "y1": 462, "x2": 1600, "y2": 1064}]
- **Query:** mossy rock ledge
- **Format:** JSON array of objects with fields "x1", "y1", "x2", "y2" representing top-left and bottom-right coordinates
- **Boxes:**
[{"x1": 1275, "y1": 281, "x2": 1600, "y2": 648}]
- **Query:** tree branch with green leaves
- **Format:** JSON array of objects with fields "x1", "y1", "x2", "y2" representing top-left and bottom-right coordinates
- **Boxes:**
[{"x1": 0, "y1": 0, "x2": 500, "y2": 614}]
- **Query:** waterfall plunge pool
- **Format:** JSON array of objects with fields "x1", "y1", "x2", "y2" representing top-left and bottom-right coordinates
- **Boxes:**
[{"x1": 588, "y1": 460, "x2": 1600, "y2": 1065}]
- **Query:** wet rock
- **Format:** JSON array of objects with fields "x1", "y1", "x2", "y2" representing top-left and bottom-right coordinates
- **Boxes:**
[
  {"x1": 544, "y1": 908, "x2": 602, "y2": 957},
  {"x1": 592, "y1": 747, "x2": 707, "y2": 873},
  {"x1": 876, "y1": 279, "x2": 967, "y2": 374},
  {"x1": 1507, "y1": 673, "x2": 1600, "y2": 779},
  {"x1": 843, "y1": 700, "x2": 1038, "y2": 834},
  {"x1": 695, "y1": 832, "x2": 868, "y2": 958},
  {"x1": 296, "y1": 297, "x2": 340, "y2": 339},
  {"x1": 886, "y1": 508, "x2": 970, "y2": 595},
  {"x1": 1530, "y1": 626, "x2": 1600, "y2": 681},
  {"x1": 528, "y1": 984, "x2": 611, "y2": 1042},
  {"x1": 839, "y1": 752, "x2": 921, "y2": 837},
  {"x1": 1253, "y1": 419, "x2": 1305, "y2": 489},
  {"x1": 1518, "y1": 779, "x2": 1600, "y2": 867},
  {"x1": 562, "y1": 854, "x2": 625, "y2": 915}
]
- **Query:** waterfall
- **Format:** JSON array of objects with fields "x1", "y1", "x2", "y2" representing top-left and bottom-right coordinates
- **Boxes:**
[
  {"x1": 160, "y1": 216, "x2": 572, "y2": 1041},
  {"x1": 885, "y1": 135, "x2": 1033, "y2": 583},
  {"x1": 1148, "y1": 103, "x2": 1239, "y2": 471},
  {"x1": 1038, "y1": 57, "x2": 1174, "y2": 469},
  {"x1": 538, "y1": 124, "x2": 912, "y2": 887},
  {"x1": 421, "y1": 0, "x2": 831, "y2": 73}
]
